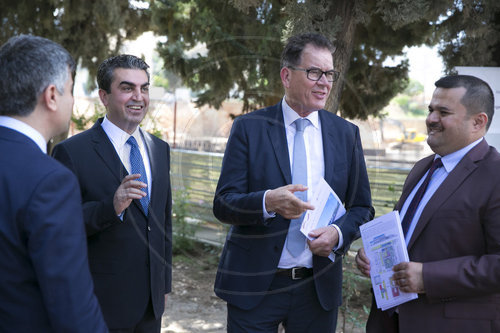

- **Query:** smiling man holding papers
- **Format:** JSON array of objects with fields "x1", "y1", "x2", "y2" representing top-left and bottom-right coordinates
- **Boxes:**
[
  {"x1": 213, "y1": 33, "x2": 374, "y2": 332},
  {"x1": 356, "y1": 75, "x2": 500, "y2": 333}
]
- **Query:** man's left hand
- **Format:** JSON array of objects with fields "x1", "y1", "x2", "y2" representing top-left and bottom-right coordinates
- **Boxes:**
[
  {"x1": 392, "y1": 261, "x2": 425, "y2": 293},
  {"x1": 307, "y1": 226, "x2": 338, "y2": 257}
]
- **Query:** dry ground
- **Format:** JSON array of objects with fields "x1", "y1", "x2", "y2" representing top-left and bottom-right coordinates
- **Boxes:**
[{"x1": 161, "y1": 244, "x2": 370, "y2": 333}]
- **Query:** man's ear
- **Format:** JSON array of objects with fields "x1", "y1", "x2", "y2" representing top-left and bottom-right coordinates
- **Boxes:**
[
  {"x1": 42, "y1": 84, "x2": 58, "y2": 112},
  {"x1": 473, "y1": 112, "x2": 488, "y2": 131},
  {"x1": 98, "y1": 89, "x2": 109, "y2": 106},
  {"x1": 280, "y1": 67, "x2": 291, "y2": 89}
]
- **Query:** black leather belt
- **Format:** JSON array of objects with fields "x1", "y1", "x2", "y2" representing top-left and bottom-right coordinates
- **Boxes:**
[{"x1": 276, "y1": 267, "x2": 313, "y2": 280}]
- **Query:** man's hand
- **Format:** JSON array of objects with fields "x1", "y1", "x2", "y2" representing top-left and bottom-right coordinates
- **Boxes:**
[
  {"x1": 355, "y1": 247, "x2": 371, "y2": 277},
  {"x1": 265, "y1": 184, "x2": 314, "y2": 219},
  {"x1": 307, "y1": 226, "x2": 338, "y2": 257},
  {"x1": 113, "y1": 174, "x2": 147, "y2": 215},
  {"x1": 392, "y1": 262, "x2": 425, "y2": 293}
]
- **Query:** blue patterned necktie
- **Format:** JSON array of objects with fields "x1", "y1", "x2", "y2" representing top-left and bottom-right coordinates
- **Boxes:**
[
  {"x1": 286, "y1": 118, "x2": 310, "y2": 257},
  {"x1": 126, "y1": 136, "x2": 149, "y2": 215}
]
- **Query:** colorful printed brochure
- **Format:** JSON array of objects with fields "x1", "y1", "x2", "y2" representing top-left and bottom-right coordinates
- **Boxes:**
[{"x1": 360, "y1": 211, "x2": 418, "y2": 310}]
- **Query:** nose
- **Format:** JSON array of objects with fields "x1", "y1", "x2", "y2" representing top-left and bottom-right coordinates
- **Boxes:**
[
  {"x1": 316, "y1": 72, "x2": 331, "y2": 86},
  {"x1": 132, "y1": 87, "x2": 143, "y2": 101},
  {"x1": 427, "y1": 110, "x2": 439, "y2": 123}
]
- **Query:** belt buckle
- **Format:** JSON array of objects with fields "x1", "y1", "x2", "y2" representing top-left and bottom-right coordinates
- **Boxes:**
[{"x1": 291, "y1": 267, "x2": 300, "y2": 280}]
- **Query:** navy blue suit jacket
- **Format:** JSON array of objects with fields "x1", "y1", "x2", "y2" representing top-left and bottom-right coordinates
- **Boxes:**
[
  {"x1": 213, "y1": 102, "x2": 374, "y2": 310},
  {"x1": 52, "y1": 119, "x2": 172, "y2": 329},
  {"x1": 0, "y1": 126, "x2": 107, "y2": 332}
]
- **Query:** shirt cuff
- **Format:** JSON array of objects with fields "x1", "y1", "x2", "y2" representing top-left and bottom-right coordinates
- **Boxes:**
[
  {"x1": 262, "y1": 189, "x2": 276, "y2": 220},
  {"x1": 330, "y1": 224, "x2": 343, "y2": 250}
]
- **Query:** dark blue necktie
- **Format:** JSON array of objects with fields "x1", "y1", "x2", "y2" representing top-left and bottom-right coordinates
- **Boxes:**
[
  {"x1": 286, "y1": 118, "x2": 310, "y2": 256},
  {"x1": 401, "y1": 158, "x2": 443, "y2": 237},
  {"x1": 126, "y1": 136, "x2": 149, "y2": 215}
]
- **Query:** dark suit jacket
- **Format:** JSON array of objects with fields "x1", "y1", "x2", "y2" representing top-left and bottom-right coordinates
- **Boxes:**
[
  {"x1": 213, "y1": 102, "x2": 374, "y2": 311},
  {"x1": 52, "y1": 119, "x2": 172, "y2": 329},
  {"x1": 367, "y1": 139, "x2": 500, "y2": 333},
  {"x1": 0, "y1": 126, "x2": 107, "y2": 332}
]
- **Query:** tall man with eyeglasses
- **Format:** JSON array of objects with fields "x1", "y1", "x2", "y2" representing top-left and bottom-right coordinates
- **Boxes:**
[{"x1": 213, "y1": 33, "x2": 374, "y2": 332}]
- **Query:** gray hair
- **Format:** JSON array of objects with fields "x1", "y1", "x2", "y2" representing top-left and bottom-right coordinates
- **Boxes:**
[
  {"x1": 97, "y1": 54, "x2": 150, "y2": 93},
  {"x1": 281, "y1": 33, "x2": 335, "y2": 69},
  {"x1": 0, "y1": 35, "x2": 75, "y2": 117}
]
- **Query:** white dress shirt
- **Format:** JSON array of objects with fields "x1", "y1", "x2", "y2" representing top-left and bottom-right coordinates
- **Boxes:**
[
  {"x1": 101, "y1": 116, "x2": 152, "y2": 198},
  {"x1": 0, "y1": 116, "x2": 47, "y2": 153},
  {"x1": 400, "y1": 137, "x2": 483, "y2": 245},
  {"x1": 262, "y1": 98, "x2": 343, "y2": 268}
]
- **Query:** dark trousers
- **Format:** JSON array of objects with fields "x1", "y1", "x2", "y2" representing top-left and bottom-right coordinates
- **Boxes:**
[
  {"x1": 227, "y1": 274, "x2": 337, "y2": 333},
  {"x1": 109, "y1": 299, "x2": 161, "y2": 333}
]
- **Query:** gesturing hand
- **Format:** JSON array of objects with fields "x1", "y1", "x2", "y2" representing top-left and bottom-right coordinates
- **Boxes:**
[
  {"x1": 113, "y1": 174, "x2": 147, "y2": 215},
  {"x1": 265, "y1": 184, "x2": 314, "y2": 219}
]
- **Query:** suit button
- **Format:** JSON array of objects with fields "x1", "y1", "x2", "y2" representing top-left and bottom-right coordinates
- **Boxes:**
[{"x1": 148, "y1": 226, "x2": 151, "y2": 231}]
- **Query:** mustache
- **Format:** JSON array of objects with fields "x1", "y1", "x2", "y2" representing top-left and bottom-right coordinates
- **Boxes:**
[{"x1": 427, "y1": 123, "x2": 442, "y2": 131}]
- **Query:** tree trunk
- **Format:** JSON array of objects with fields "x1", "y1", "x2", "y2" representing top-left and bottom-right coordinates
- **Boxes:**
[{"x1": 325, "y1": 0, "x2": 358, "y2": 116}]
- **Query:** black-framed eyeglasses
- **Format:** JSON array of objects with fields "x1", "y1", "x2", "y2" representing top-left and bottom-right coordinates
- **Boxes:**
[{"x1": 288, "y1": 66, "x2": 340, "y2": 82}]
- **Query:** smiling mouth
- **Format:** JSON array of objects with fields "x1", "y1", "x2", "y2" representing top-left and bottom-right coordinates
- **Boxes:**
[
  {"x1": 127, "y1": 105, "x2": 144, "y2": 111},
  {"x1": 312, "y1": 91, "x2": 327, "y2": 98},
  {"x1": 427, "y1": 122, "x2": 442, "y2": 132}
]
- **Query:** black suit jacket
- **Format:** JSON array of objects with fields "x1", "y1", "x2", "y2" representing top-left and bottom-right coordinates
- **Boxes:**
[
  {"x1": 0, "y1": 126, "x2": 107, "y2": 332},
  {"x1": 213, "y1": 102, "x2": 374, "y2": 310},
  {"x1": 52, "y1": 119, "x2": 172, "y2": 328}
]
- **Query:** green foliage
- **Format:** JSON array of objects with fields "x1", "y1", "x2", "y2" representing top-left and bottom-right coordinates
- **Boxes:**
[
  {"x1": 0, "y1": 0, "x2": 152, "y2": 87},
  {"x1": 151, "y1": 0, "x2": 286, "y2": 114},
  {"x1": 172, "y1": 186, "x2": 197, "y2": 254},
  {"x1": 150, "y1": 0, "x2": 460, "y2": 119},
  {"x1": 392, "y1": 79, "x2": 427, "y2": 117},
  {"x1": 340, "y1": 254, "x2": 372, "y2": 332},
  {"x1": 437, "y1": 0, "x2": 500, "y2": 71},
  {"x1": 71, "y1": 103, "x2": 106, "y2": 131}
]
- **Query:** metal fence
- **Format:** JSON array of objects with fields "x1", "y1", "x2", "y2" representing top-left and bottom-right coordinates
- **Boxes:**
[{"x1": 171, "y1": 149, "x2": 414, "y2": 226}]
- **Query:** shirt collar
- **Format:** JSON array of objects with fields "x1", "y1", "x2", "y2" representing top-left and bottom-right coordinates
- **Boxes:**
[
  {"x1": 101, "y1": 116, "x2": 142, "y2": 148},
  {"x1": 436, "y1": 137, "x2": 484, "y2": 173},
  {"x1": 0, "y1": 116, "x2": 47, "y2": 153},
  {"x1": 282, "y1": 97, "x2": 319, "y2": 130}
]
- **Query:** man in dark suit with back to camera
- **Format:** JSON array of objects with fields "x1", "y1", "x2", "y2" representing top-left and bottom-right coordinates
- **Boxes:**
[
  {"x1": 53, "y1": 54, "x2": 172, "y2": 333},
  {"x1": 213, "y1": 32, "x2": 374, "y2": 332},
  {"x1": 356, "y1": 74, "x2": 500, "y2": 333},
  {"x1": 0, "y1": 35, "x2": 108, "y2": 332}
]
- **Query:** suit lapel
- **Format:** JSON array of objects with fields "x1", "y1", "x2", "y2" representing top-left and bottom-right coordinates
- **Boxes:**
[
  {"x1": 90, "y1": 120, "x2": 129, "y2": 183},
  {"x1": 318, "y1": 110, "x2": 338, "y2": 185},
  {"x1": 267, "y1": 102, "x2": 292, "y2": 184},
  {"x1": 407, "y1": 140, "x2": 488, "y2": 249},
  {"x1": 395, "y1": 156, "x2": 435, "y2": 212},
  {"x1": 142, "y1": 131, "x2": 158, "y2": 208}
]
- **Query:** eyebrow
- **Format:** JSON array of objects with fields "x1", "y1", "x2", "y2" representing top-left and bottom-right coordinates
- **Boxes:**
[
  {"x1": 119, "y1": 81, "x2": 150, "y2": 87},
  {"x1": 307, "y1": 66, "x2": 335, "y2": 71}
]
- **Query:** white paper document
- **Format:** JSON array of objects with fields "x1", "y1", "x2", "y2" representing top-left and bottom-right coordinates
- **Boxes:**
[
  {"x1": 300, "y1": 178, "x2": 346, "y2": 261},
  {"x1": 359, "y1": 211, "x2": 418, "y2": 310}
]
